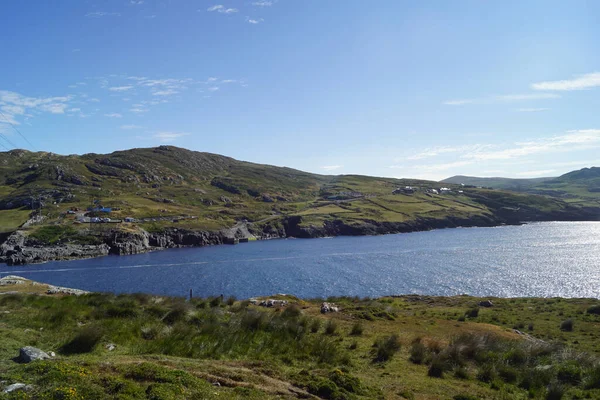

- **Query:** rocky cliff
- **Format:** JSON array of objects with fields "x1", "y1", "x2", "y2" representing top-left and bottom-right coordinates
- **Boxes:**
[{"x1": 1, "y1": 201, "x2": 599, "y2": 266}]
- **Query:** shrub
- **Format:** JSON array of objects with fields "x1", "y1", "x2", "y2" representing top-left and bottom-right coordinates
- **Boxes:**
[
  {"x1": 454, "y1": 395, "x2": 479, "y2": 400},
  {"x1": 105, "y1": 304, "x2": 139, "y2": 319},
  {"x1": 557, "y1": 362, "x2": 581, "y2": 385},
  {"x1": 560, "y1": 319, "x2": 573, "y2": 332},
  {"x1": 546, "y1": 381, "x2": 566, "y2": 400},
  {"x1": 373, "y1": 334, "x2": 401, "y2": 362},
  {"x1": 454, "y1": 367, "x2": 469, "y2": 380},
  {"x1": 428, "y1": 356, "x2": 446, "y2": 378},
  {"x1": 586, "y1": 305, "x2": 600, "y2": 315},
  {"x1": 311, "y1": 338, "x2": 341, "y2": 365},
  {"x1": 310, "y1": 319, "x2": 321, "y2": 333},
  {"x1": 582, "y1": 364, "x2": 600, "y2": 389},
  {"x1": 209, "y1": 296, "x2": 222, "y2": 308},
  {"x1": 465, "y1": 307, "x2": 479, "y2": 318},
  {"x1": 226, "y1": 296, "x2": 236, "y2": 306},
  {"x1": 162, "y1": 303, "x2": 189, "y2": 325},
  {"x1": 409, "y1": 341, "x2": 427, "y2": 364},
  {"x1": 240, "y1": 310, "x2": 267, "y2": 331},
  {"x1": 324, "y1": 319, "x2": 338, "y2": 335},
  {"x1": 282, "y1": 304, "x2": 302, "y2": 318},
  {"x1": 350, "y1": 321, "x2": 364, "y2": 336},
  {"x1": 476, "y1": 364, "x2": 497, "y2": 383},
  {"x1": 497, "y1": 365, "x2": 518, "y2": 383},
  {"x1": 329, "y1": 369, "x2": 364, "y2": 395},
  {"x1": 60, "y1": 325, "x2": 104, "y2": 354}
]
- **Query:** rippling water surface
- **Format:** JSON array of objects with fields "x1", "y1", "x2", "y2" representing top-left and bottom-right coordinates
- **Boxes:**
[{"x1": 2, "y1": 222, "x2": 600, "y2": 298}]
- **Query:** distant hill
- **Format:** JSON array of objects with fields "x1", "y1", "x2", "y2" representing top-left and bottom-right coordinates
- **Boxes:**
[
  {"x1": 441, "y1": 175, "x2": 553, "y2": 190},
  {"x1": 443, "y1": 167, "x2": 600, "y2": 203}
]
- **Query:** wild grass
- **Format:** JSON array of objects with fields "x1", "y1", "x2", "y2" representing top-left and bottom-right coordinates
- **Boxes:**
[{"x1": 2, "y1": 292, "x2": 600, "y2": 399}]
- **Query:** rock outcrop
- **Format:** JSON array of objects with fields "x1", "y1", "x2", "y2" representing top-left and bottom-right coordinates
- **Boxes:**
[
  {"x1": 17, "y1": 346, "x2": 51, "y2": 363},
  {"x1": 0, "y1": 231, "x2": 110, "y2": 266}
]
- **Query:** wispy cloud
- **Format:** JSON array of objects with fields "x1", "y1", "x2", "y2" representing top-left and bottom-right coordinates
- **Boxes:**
[
  {"x1": 252, "y1": 1, "x2": 274, "y2": 6},
  {"x1": 109, "y1": 86, "x2": 134, "y2": 92},
  {"x1": 207, "y1": 5, "x2": 238, "y2": 13},
  {"x1": 464, "y1": 130, "x2": 600, "y2": 161},
  {"x1": 120, "y1": 124, "x2": 142, "y2": 130},
  {"x1": 443, "y1": 93, "x2": 560, "y2": 106},
  {"x1": 406, "y1": 144, "x2": 492, "y2": 161},
  {"x1": 152, "y1": 89, "x2": 179, "y2": 96},
  {"x1": 130, "y1": 0, "x2": 144, "y2": 5},
  {"x1": 129, "y1": 107, "x2": 149, "y2": 114},
  {"x1": 85, "y1": 12, "x2": 121, "y2": 18},
  {"x1": 208, "y1": 87, "x2": 220, "y2": 92},
  {"x1": 104, "y1": 113, "x2": 122, "y2": 118},
  {"x1": 0, "y1": 90, "x2": 73, "y2": 124},
  {"x1": 246, "y1": 17, "x2": 264, "y2": 24},
  {"x1": 153, "y1": 132, "x2": 189, "y2": 142},
  {"x1": 532, "y1": 72, "x2": 600, "y2": 91},
  {"x1": 321, "y1": 165, "x2": 342, "y2": 171},
  {"x1": 516, "y1": 108, "x2": 549, "y2": 112}
]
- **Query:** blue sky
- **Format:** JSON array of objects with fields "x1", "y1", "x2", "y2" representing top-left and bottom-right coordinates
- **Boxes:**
[{"x1": 1, "y1": 0, "x2": 600, "y2": 181}]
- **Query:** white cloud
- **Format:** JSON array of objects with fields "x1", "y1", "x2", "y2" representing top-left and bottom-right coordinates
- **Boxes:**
[
  {"x1": 0, "y1": 90, "x2": 73, "y2": 122},
  {"x1": 221, "y1": 79, "x2": 237, "y2": 83},
  {"x1": 515, "y1": 169, "x2": 556, "y2": 177},
  {"x1": 120, "y1": 124, "x2": 142, "y2": 130},
  {"x1": 496, "y1": 94, "x2": 560, "y2": 101},
  {"x1": 516, "y1": 108, "x2": 549, "y2": 112},
  {"x1": 246, "y1": 17, "x2": 264, "y2": 24},
  {"x1": 104, "y1": 113, "x2": 122, "y2": 118},
  {"x1": 109, "y1": 85, "x2": 134, "y2": 92},
  {"x1": 85, "y1": 12, "x2": 121, "y2": 17},
  {"x1": 532, "y1": 72, "x2": 600, "y2": 91},
  {"x1": 129, "y1": 107, "x2": 149, "y2": 114},
  {"x1": 130, "y1": 0, "x2": 144, "y2": 4},
  {"x1": 443, "y1": 93, "x2": 560, "y2": 106},
  {"x1": 405, "y1": 144, "x2": 492, "y2": 161},
  {"x1": 152, "y1": 89, "x2": 179, "y2": 96},
  {"x1": 208, "y1": 86, "x2": 220, "y2": 92},
  {"x1": 153, "y1": 132, "x2": 189, "y2": 142},
  {"x1": 464, "y1": 130, "x2": 600, "y2": 161},
  {"x1": 252, "y1": 1, "x2": 273, "y2": 6},
  {"x1": 207, "y1": 5, "x2": 238, "y2": 13},
  {"x1": 321, "y1": 165, "x2": 342, "y2": 171}
]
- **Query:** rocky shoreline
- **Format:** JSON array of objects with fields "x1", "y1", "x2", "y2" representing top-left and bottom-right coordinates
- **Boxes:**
[{"x1": 1, "y1": 205, "x2": 599, "y2": 266}]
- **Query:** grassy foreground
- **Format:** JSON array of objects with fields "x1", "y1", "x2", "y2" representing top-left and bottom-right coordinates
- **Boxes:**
[{"x1": 2, "y1": 281, "x2": 600, "y2": 399}]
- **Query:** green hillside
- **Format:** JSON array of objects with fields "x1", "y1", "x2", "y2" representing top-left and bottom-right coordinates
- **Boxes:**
[{"x1": 0, "y1": 147, "x2": 597, "y2": 241}]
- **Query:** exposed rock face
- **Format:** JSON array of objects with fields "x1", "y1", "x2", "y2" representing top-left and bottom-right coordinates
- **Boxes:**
[
  {"x1": 0, "y1": 231, "x2": 110, "y2": 266},
  {"x1": 17, "y1": 346, "x2": 51, "y2": 363},
  {"x1": 321, "y1": 302, "x2": 339, "y2": 313},
  {"x1": 479, "y1": 300, "x2": 494, "y2": 308},
  {"x1": 3, "y1": 383, "x2": 34, "y2": 393}
]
